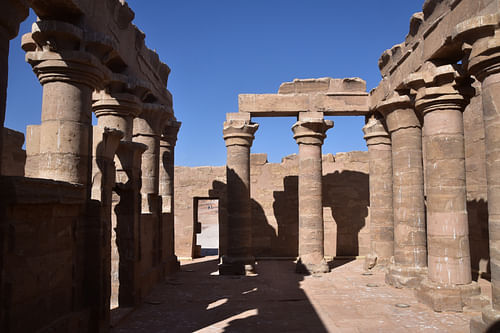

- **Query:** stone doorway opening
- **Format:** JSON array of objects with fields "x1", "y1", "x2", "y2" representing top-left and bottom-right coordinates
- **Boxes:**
[{"x1": 194, "y1": 198, "x2": 220, "y2": 257}]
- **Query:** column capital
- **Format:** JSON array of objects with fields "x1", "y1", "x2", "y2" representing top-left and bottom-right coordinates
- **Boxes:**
[
  {"x1": 405, "y1": 61, "x2": 474, "y2": 114},
  {"x1": 363, "y1": 113, "x2": 390, "y2": 146},
  {"x1": 0, "y1": 0, "x2": 29, "y2": 39},
  {"x1": 376, "y1": 93, "x2": 420, "y2": 133},
  {"x1": 134, "y1": 103, "x2": 172, "y2": 137},
  {"x1": 92, "y1": 91, "x2": 142, "y2": 119},
  {"x1": 160, "y1": 120, "x2": 181, "y2": 147},
  {"x1": 292, "y1": 118, "x2": 333, "y2": 146},
  {"x1": 223, "y1": 120, "x2": 259, "y2": 147},
  {"x1": 22, "y1": 20, "x2": 107, "y2": 89},
  {"x1": 453, "y1": 14, "x2": 500, "y2": 82}
]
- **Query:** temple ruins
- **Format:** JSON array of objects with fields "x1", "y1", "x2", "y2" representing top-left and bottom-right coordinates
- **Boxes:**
[{"x1": 2, "y1": 0, "x2": 500, "y2": 332}]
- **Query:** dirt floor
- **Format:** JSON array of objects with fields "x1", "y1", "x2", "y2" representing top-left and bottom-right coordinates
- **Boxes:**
[{"x1": 112, "y1": 256, "x2": 489, "y2": 332}]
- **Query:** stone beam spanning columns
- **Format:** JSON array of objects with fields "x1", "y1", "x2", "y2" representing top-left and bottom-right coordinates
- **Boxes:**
[
  {"x1": 159, "y1": 119, "x2": 181, "y2": 272},
  {"x1": 454, "y1": 14, "x2": 500, "y2": 331},
  {"x1": 292, "y1": 112, "x2": 333, "y2": 274},
  {"x1": 22, "y1": 20, "x2": 105, "y2": 188},
  {"x1": 0, "y1": 0, "x2": 28, "y2": 172},
  {"x1": 406, "y1": 61, "x2": 482, "y2": 312},
  {"x1": 363, "y1": 112, "x2": 394, "y2": 270},
  {"x1": 219, "y1": 112, "x2": 258, "y2": 275},
  {"x1": 378, "y1": 93, "x2": 427, "y2": 288}
]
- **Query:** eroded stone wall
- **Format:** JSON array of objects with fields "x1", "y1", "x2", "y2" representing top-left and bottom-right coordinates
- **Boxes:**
[
  {"x1": 174, "y1": 151, "x2": 370, "y2": 259},
  {"x1": 1, "y1": 128, "x2": 25, "y2": 176}
]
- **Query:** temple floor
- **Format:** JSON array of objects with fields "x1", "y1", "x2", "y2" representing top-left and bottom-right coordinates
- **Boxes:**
[{"x1": 112, "y1": 256, "x2": 489, "y2": 332}]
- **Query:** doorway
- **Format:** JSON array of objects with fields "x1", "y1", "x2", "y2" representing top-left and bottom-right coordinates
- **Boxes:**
[{"x1": 194, "y1": 198, "x2": 220, "y2": 257}]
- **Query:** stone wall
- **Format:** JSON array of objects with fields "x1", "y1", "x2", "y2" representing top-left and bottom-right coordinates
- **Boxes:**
[
  {"x1": 174, "y1": 151, "x2": 370, "y2": 259},
  {"x1": 1, "y1": 128, "x2": 25, "y2": 176},
  {"x1": 0, "y1": 177, "x2": 88, "y2": 332}
]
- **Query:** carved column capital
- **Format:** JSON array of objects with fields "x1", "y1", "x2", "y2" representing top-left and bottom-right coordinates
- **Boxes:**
[
  {"x1": 292, "y1": 118, "x2": 333, "y2": 146},
  {"x1": 363, "y1": 113, "x2": 390, "y2": 146},
  {"x1": 0, "y1": 0, "x2": 29, "y2": 39},
  {"x1": 22, "y1": 20, "x2": 106, "y2": 89},
  {"x1": 160, "y1": 120, "x2": 181, "y2": 148},
  {"x1": 92, "y1": 91, "x2": 141, "y2": 119},
  {"x1": 453, "y1": 14, "x2": 500, "y2": 82},
  {"x1": 134, "y1": 103, "x2": 172, "y2": 137},
  {"x1": 405, "y1": 61, "x2": 474, "y2": 114},
  {"x1": 376, "y1": 93, "x2": 419, "y2": 133},
  {"x1": 223, "y1": 120, "x2": 259, "y2": 147}
]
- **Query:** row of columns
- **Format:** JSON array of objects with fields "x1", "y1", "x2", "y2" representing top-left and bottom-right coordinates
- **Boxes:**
[
  {"x1": 18, "y1": 17, "x2": 181, "y2": 329},
  {"x1": 221, "y1": 112, "x2": 333, "y2": 275},
  {"x1": 365, "y1": 16, "x2": 500, "y2": 317}
]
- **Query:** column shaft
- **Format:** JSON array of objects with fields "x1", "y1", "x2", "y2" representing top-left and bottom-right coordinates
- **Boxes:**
[
  {"x1": 380, "y1": 96, "x2": 427, "y2": 288},
  {"x1": 220, "y1": 115, "x2": 258, "y2": 275},
  {"x1": 424, "y1": 108, "x2": 470, "y2": 285},
  {"x1": 298, "y1": 143, "x2": 324, "y2": 265},
  {"x1": 39, "y1": 81, "x2": 93, "y2": 184},
  {"x1": 292, "y1": 115, "x2": 333, "y2": 274},
  {"x1": 482, "y1": 72, "x2": 500, "y2": 311},
  {"x1": 364, "y1": 115, "x2": 393, "y2": 269}
]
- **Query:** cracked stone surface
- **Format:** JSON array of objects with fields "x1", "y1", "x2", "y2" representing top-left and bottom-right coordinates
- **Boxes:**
[{"x1": 112, "y1": 256, "x2": 489, "y2": 332}]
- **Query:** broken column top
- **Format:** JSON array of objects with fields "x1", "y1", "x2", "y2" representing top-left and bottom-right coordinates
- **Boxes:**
[{"x1": 278, "y1": 77, "x2": 367, "y2": 95}]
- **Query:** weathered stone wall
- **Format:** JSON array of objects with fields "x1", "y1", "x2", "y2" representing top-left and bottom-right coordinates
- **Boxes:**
[
  {"x1": 174, "y1": 151, "x2": 370, "y2": 259},
  {"x1": 0, "y1": 177, "x2": 88, "y2": 333},
  {"x1": 1, "y1": 128, "x2": 25, "y2": 176}
]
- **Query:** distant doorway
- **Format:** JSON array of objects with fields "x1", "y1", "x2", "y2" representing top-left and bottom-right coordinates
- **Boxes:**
[{"x1": 194, "y1": 198, "x2": 220, "y2": 257}]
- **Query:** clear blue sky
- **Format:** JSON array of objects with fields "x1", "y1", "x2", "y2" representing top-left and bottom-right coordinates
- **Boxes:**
[{"x1": 6, "y1": 1, "x2": 422, "y2": 167}]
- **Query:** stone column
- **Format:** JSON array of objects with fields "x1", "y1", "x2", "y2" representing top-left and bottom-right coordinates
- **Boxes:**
[
  {"x1": 0, "y1": 0, "x2": 28, "y2": 171},
  {"x1": 114, "y1": 141, "x2": 147, "y2": 306},
  {"x1": 378, "y1": 94, "x2": 427, "y2": 288},
  {"x1": 89, "y1": 127, "x2": 123, "y2": 328},
  {"x1": 363, "y1": 113, "x2": 394, "y2": 270},
  {"x1": 455, "y1": 18, "x2": 500, "y2": 330},
  {"x1": 406, "y1": 61, "x2": 481, "y2": 311},
  {"x1": 159, "y1": 119, "x2": 181, "y2": 273},
  {"x1": 292, "y1": 112, "x2": 333, "y2": 274},
  {"x1": 133, "y1": 103, "x2": 170, "y2": 214},
  {"x1": 93, "y1": 90, "x2": 141, "y2": 141},
  {"x1": 22, "y1": 21, "x2": 104, "y2": 186},
  {"x1": 219, "y1": 112, "x2": 258, "y2": 275}
]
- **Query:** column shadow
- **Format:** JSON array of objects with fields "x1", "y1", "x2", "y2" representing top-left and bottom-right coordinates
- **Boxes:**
[
  {"x1": 467, "y1": 199, "x2": 490, "y2": 281},
  {"x1": 112, "y1": 258, "x2": 329, "y2": 332}
]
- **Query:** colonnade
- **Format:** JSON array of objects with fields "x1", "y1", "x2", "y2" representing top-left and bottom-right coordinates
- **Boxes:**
[
  {"x1": 363, "y1": 16, "x2": 500, "y2": 317},
  {"x1": 19, "y1": 16, "x2": 181, "y2": 313},
  {"x1": 222, "y1": 112, "x2": 333, "y2": 275}
]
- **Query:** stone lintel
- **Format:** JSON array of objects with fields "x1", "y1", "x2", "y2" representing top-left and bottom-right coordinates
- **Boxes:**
[{"x1": 238, "y1": 93, "x2": 369, "y2": 117}]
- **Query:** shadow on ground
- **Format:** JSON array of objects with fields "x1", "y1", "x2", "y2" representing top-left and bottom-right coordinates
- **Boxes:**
[{"x1": 111, "y1": 257, "x2": 328, "y2": 332}]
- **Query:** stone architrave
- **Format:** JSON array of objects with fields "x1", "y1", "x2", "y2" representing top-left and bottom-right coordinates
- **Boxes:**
[
  {"x1": 378, "y1": 93, "x2": 427, "y2": 288},
  {"x1": 219, "y1": 112, "x2": 258, "y2": 275},
  {"x1": 406, "y1": 61, "x2": 481, "y2": 312},
  {"x1": 292, "y1": 112, "x2": 333, "y2": 274},
  {"x1": 159, "y1": 119, "x2": 181, "y2": 272},
  {"x1": 0, "y1": 0, "x2": 28, "y2": 171},
  {"x1": 363, "y1": 113, "x2": 394, "y2": 269},
  {"x1": 454, "y1": 15, "x2": 500, "y2": 330},
  {"x1": 22, "y1": 20, "x2": 105, "y2": 187}
]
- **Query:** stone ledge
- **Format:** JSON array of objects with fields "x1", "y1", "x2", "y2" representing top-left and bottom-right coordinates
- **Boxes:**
[{"x1": 0, "y1": 176, "x2": 86, "y2": 205}]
